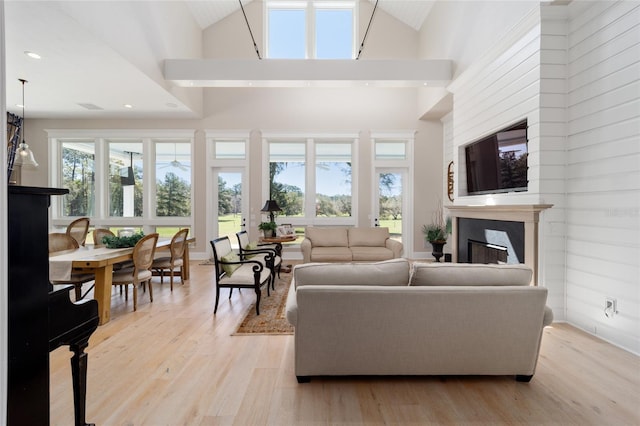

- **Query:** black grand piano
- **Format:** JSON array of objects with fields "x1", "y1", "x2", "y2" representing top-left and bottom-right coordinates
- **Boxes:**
[{"x1": 8, "y1": 186, "x2": 99, "y2": 425}]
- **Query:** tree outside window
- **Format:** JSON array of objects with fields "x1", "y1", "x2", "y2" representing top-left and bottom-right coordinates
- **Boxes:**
[{"x1": 61, "y1": 141, "x2": 95, "y2": 217}]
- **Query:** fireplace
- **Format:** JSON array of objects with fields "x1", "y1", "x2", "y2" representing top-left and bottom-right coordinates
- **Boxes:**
[
  {"x1": 446, "y1": 204, "x2": 552, "y2": 285},
  {"x1": 468, "y1": 239, "x2": 508, "y2": 264},
  {"x1": 458, "y1": 218, "x2": 524, "y2": 264}
]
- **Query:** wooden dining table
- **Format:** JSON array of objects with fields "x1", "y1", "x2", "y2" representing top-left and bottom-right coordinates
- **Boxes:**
[{"x1": 49, "y1": 237, "x2": 195, "y2": 325}]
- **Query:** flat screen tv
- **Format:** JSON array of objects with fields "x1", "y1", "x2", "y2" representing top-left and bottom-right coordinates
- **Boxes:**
[{"x1": 465, "y1": 119, "x2": 528, "y2": 195}]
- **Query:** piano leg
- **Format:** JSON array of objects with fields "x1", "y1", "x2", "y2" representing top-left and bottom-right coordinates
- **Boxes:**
[{"x1": 70, "y1": 340, "x2": 95, "y2": 426}]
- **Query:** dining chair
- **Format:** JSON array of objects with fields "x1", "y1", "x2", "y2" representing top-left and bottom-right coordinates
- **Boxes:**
[
  {"x1": 92, "y1": 228, "x2": 115, "y2": 247},
  {"x1": 111, "y1": 233, "x2": 159, "y2": 312},
  {"x1": 236, "y1": 230, "x2": 281, "y2": 288},
  {"x1": 66, "y1": 217, "x2": 90, "y2": 247},
  {"x1": 210, "y1": 236, "x2": 272, "y2": 315},
  {"x1": 152, "y1": 228, "x2": 189, "y2": 291},
  {"x1": 48, "y1": 233, "x2": 96, "y2": 300}
]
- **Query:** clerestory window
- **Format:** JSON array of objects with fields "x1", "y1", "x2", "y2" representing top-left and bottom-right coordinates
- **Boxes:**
[{"x1": 266, "y1": 1, "x2": 356, "y2": 59}]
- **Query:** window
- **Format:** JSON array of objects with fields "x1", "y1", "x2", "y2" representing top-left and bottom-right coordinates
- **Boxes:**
[
  {"x1": 61, "y1": 141, "x2": 95, "y2": 217},
  {"x1": 266, "y1": 1, "x2": 356, "y2": 59},
  {"x1": 269, "y1": 141, "x2": 306, "y2": 217},
  {"x1": 214, "y1": 140, "x2": 246, "y2": 160},
  {"x1": 108, "y1": 141, "x2": 143, "y2": 217},
  {"x1": 265, "y1": 135, "x2": 356, "y2": 224},
  {"x1": 268, "y1": 7, "x2": 306, "y2": 59},
  {"x1": 50, "y1": 131, "x2": 194, "y2": 230},
  {"x1": 375, "y1": 140, "x2": 408, "y2": 161},
  {"x1": 155, "y1": 141, "x2": 192, "y2": 217},
  {"x1": 315, "y1": 142, "x2": 352, "y2": 217}
]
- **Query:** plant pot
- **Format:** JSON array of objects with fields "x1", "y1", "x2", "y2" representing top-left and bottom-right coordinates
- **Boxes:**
[
  {"x1": 430, "y1": 240, "x2": 446, "y2": 262},
  {"x1": 263, "y1": 229, "x2": 275, "y2": 238}
]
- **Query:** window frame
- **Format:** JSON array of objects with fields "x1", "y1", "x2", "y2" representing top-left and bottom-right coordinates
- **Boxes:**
[
  {"x1": 265, "y1": 0, "x2": 357, "y2": 60},
  {"x1": 48, "y1": 130, "x2": 195, "y2": 232},
  {"x1": 262, "y1": 132, "x2": 358, "y2": 226}
]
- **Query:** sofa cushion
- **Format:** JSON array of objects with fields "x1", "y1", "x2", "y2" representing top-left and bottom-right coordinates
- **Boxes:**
[
  {"x1": 310, "y1": 247, "x2": 353, "y2": 263},
  {"x1": 305, "y1": 227, "x2": 349, "y2": 247},
  {"x1": 348, "y1": 227, "x2": 389, "y2": 247},
  {"x1": 294, "y1": 258, "x2": 410, "y2": 288},
  {"x1": 350, "y1": 246, "x2": 395, "y2": 261},
  {"x1": 410, "y1": 263, "x2": 533, "y2": 286}
]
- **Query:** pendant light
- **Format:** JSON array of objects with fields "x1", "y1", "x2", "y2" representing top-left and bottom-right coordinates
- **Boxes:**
[{"x1": 14, "y1": 78, "x2": 39, "y2": 169}]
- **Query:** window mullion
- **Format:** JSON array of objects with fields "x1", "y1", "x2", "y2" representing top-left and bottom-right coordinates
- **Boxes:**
[
  {"x1": 307, "y1": 2, "x2": 314, "y2": 59},
  {"x1": 306, "y1": 137, "x2": 315, "y2": 219}
]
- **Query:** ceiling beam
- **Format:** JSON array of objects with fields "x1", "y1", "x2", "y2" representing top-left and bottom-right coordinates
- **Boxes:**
[{"x1": 164, "y1": 59, "x2": 452, "y2": 88}]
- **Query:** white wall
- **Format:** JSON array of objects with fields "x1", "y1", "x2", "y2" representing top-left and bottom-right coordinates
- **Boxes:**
[
  {"x1": 440, "y1": 0, "x2": 640, "y2": 354},
  {"x1": 564, "y1": 1, "x2": 640, "y2": 353},
  {"x1": 417, "y1": 0, "x2": 539, "y2": 118},
  {"x1": 445, "y1": 5, "x2": 567, "y2": 319}
]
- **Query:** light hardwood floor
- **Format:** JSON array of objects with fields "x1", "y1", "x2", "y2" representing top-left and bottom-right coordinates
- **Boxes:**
[{"x1": 50, "y1": 261, "x2": 640, "y2": 425}]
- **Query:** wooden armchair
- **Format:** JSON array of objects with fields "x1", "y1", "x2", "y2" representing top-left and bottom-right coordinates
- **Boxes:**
[
  {"x1": 111, "y1": 233, "x2": 159, "y2": 312},
  {"x1": 236, "y1": 230, "x2": 282, "y2": 288},
  {"x1": 66, "y1": 217, "x2": 90, "y2": 247},
  {"x1": 48, "y1": 233, "x2": 95, "y2": 300},
  {"x1": 152, "y1": 228, "x2": 189, "y2": 291},
  {"x1": 210, "y1": 236, "x2": 272, "y2": 315}
]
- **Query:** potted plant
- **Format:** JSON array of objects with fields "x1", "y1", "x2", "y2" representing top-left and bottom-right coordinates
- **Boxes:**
[
  {"x1": 258, "y1": 221, "x2": 277, "y2": 238},
  {"x1": 422, "y1": 207, "x2": 451, "y2": 262}
]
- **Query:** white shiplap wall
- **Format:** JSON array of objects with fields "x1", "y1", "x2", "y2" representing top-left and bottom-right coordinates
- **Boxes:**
[
  {"x1": 447, "y1": 6, "x2": 567, "y2": 315},
  {"x1": 564, "y1": 1, "x2": 640, "y2": 354}
]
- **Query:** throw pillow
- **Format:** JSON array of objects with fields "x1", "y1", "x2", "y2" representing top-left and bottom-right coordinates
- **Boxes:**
[
  {"x1": 244, "y1": 242, "x2": 258, "y2": 259},
  {"x1": 221, "y1": 252, "x2": 241, "y2": 276}
]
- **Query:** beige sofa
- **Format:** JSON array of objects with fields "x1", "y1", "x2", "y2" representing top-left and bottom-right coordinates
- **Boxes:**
[
  {"x1": 300, "y1": 227, "x2": 403, "y2": 263},
  {"x1": 285, "y1": 259, "x2": 553, "y2": 383}
]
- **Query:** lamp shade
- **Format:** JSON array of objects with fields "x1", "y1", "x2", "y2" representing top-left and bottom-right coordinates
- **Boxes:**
[
  {"x1": 14, "y1": 141, "x2": 39, "y2": 168},
  {"x1": 260, "y1": 200, "x2": 282, "y2": 213},
  {"x1": 14, "y1": 78, "x2": 38, "y2": 169}
]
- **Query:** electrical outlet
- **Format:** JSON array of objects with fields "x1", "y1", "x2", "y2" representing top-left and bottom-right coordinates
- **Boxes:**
[{"x1": 604, "y1": 297, "x2": 617, "y2": 318}]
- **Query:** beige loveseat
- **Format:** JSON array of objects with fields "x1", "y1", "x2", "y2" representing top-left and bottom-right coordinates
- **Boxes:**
[
  {"x1": 300, "y1": 227, "x2": 403, "y2": 263},
  {"x1": 285, "y1": 259, "x2": 553, "y2": 383}
]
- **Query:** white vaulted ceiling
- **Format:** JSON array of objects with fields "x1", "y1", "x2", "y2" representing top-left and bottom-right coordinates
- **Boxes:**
[
  {"x1": 4, "y1": 1, "x2": 438, "y2": 119},
  {"x1": 185, "y1": 0, "x2": 436, "y2": 31}
]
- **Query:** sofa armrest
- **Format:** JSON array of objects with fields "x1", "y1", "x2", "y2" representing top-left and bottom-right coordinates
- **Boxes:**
[
  {"x1": 543, "y1": 306, "x2": 554, "y2": 326},
  {"x1": 285, "y1": 279, "x2": 298, "y2": 326},
  {"x1": 301, "y1": 238, "x2": 312, "y2": 263},
  {"x1": 385, "y1": 238, "x2": 403, "y2": 258}
]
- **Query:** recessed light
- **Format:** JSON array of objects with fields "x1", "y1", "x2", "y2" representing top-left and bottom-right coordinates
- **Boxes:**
[
  {"x1": 123, "y1": 104, "x2": 133, "y2": 109},
  {"x1": 16, "y1": 103, "x2": 24, "y2": 108},
  {"x1": 24, "y1": 51, "x2": 41, "y2": 59},
  {"x1": 423, "y1": 82, "x2": 428, "y2": 86}
]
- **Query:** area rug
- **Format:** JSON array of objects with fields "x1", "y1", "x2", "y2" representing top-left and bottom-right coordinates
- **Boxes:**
[{"x1": 233, "y1": 268, "x2": 295, "y2": 335}]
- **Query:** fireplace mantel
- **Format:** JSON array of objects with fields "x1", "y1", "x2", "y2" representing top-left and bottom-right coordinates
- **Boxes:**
[{"x1": 446, "y1": 204, "x2": 553, "y2": 285}]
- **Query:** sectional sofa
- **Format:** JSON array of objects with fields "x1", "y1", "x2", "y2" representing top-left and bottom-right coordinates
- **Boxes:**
[
  {"x1": 300, "y1": 226, "x2": 403, "y2": 263},
  {"x1": 285, "y1": 259, "x2": 553, "y2": 383}
]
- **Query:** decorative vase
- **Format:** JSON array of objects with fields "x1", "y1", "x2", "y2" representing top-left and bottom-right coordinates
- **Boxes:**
[{"x1": 430, "y1": 241, "x2": 446, "y2": 262}]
